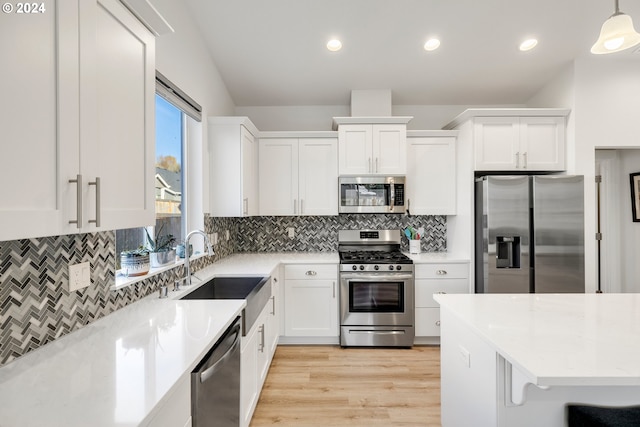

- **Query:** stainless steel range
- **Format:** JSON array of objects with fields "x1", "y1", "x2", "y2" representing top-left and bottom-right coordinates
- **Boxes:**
[{"x1": 338, "y1": 229, "x2": 415, "y2": 348}]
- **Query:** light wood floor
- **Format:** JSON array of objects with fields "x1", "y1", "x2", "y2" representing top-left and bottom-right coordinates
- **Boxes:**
[{"x1": 249, "y1": 345, "x2": 441, "y2": 426}]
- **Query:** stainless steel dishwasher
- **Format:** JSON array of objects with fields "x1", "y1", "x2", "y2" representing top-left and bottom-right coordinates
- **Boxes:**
[{"x1": 191, "y1": 316, "x2": 241, "y2": 427}]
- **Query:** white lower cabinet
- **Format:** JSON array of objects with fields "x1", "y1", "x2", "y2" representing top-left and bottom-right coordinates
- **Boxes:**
[
  {"x1": 283, "y1": 264, "x2": 339, "y2": 339},
  {"x1": 415, "y1": 262, "x2": 469, "y2": 338},
  {"x1": 240, "y1": 273, "x2": 279, "y2": 427}
]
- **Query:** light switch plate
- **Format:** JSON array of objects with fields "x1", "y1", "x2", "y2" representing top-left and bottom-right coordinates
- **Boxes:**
[
  {"x1": 68, "y1": 262, "x2": 91, "y2": 292},
  {"x1": 212, "y1": 232, "x2": 218, "y2": 245},
  {"x1": 225, "y1": 230, "x2": 230, "y2": 241}
]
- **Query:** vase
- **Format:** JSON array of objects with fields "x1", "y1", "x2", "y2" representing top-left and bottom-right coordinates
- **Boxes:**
[
  {"x1": 150, "y1": 249, "x2": 176, "y2": 268},
  {"x1": 120, "y1": 253, "x2": 150, "y2": 277}
]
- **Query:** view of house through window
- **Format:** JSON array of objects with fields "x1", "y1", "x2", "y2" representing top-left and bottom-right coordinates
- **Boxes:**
[{"x1": 115, "y1": 94, "x2": 185, "y2": 269}]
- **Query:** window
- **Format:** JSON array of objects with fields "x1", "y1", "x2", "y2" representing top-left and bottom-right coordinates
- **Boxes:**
[
  {"x1": 115, "y1": 95, "x2": 185, "y2": 268},
  {"x1": 115, "y1": 73, "x2": 202, "y2": 271}
]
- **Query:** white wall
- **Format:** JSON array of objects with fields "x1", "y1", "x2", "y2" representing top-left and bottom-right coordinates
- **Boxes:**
[
  {"x1": 237, "y1": 104, "x2": 525, "y2": 131},
  {"x1": 527, "y1": 64, "x2": 577, "y2": 172},
  {"x1": 619, "y1": 150, "x2": 640, "y2": 292},
  {"x1": 149, "y1": 0, "x2": 236, "y2": 220},
  {"x1": 395, "y1": 105, "x2": 523, "y2": 130},
  {"x1": 572, "y1": 58, "x2": 640, "y2": 293},
  {"x1": 234, "y1": 105, "x2": 348, "y2": 131}
]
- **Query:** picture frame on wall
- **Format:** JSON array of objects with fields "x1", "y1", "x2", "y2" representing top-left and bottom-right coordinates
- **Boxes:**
[{"x1": 631, "y1": 172, "x2": 640, "y2": 222}]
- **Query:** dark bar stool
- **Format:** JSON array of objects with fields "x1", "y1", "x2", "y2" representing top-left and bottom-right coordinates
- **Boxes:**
[{"x1": 568, "y1": 404, "x2": 640, "y2": 426}]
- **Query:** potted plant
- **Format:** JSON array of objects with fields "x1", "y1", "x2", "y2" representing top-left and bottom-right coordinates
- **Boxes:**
[
  {"x1": 120, "y1": 247, "x2": 150, "y2": 277},
  {"x1": 145, "y1": 224, "x2": 176, "y2": 268}
]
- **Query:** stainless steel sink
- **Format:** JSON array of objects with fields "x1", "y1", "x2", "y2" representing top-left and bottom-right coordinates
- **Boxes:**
[{"x1": 181, "y1": 276, "x2": 271, "y2": 335}]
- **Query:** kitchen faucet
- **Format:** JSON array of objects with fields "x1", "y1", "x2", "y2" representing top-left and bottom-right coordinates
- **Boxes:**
[{"x1": 175, "y1": 229, "x2": 214, "y2": 290}]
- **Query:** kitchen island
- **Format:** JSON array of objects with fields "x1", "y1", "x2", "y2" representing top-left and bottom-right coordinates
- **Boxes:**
[{"x1": 435, "y1": 293, "x2": 640, "y2": 426}]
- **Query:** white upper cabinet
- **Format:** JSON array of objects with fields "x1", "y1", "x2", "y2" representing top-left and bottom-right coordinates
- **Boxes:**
[
  {"x1": 406, "y1": 134, "x2": 457, "y2": 215},
  {"x1": 298, "y1": 138, "x2": 338, "y2": 215},
  {"x1": 338, "y1": 124, "x2": 407, "y2": 175},
  {"x1": 259, "y1": 136, "x2": 338, "y2": 216},
  {"x1": 209, "y1": 117, "x2": 259, "y2": 217},
  {"x1": 81, "y1": 0, "x2": 156, "y2": 232},
  {"x1": 333, "y1": 117, "x2": 411, "y2": 176},
  {"x1": 0, "y1": 0, "x2": 156, "y2": 241},
  {"x1": 472, "y1": 114, "x2": 567, "y2": 171}
]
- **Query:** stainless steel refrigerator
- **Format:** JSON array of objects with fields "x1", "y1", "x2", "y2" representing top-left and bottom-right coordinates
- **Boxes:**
[{"x1": 475, "y1": 175, "x2": 585, "y2": 293}]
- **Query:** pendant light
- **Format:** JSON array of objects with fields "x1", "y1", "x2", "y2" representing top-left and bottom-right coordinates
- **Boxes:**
[{"x1": 591, "y1": 0, "x2": 640, "y2": 54}]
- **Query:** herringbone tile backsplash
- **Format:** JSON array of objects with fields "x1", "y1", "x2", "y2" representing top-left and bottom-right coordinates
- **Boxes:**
[
  {"x1": 0, "y1": 214, "x2": 445, "y2": 366},
  {"x1": 235, "y1": 214, "x2": 446, "y2": 252}
]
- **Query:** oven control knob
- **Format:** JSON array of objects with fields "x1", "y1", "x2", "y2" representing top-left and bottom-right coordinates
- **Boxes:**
[
  {"x1": 359, "y1": 265, "x2": 365, "y2": 271},
  {"x1": 388, "y1": 265, "x2": 394, "y2": 271},
  {"x1": 352, "y1": 265, "x2": 357, "y2": 271},
  {"x1": 374, "y1": 265, "x2": 379, "y2": 271},
  {"x1": 396, "y1": 265, "x2": 402, "y2": 271}
]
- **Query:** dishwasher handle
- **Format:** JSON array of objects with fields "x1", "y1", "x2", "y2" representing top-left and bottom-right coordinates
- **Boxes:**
[{"x1": 198, "y1": 320, "x2": 241, "y2": 384}]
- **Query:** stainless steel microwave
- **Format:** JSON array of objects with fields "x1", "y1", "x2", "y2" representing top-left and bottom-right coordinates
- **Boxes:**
[{"x1": 339, "y1": 176, "x2": 406, "y2": 213}]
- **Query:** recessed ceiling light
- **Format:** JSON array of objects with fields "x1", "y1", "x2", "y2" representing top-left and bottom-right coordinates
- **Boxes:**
[
  {"x1": 327, "y1": 39, "x2": 342, "y2": 52},
  {"x1": 424, "y1": 38, "x2": 441, "y2": 51},
  {"x1": 519, "y1": 38, "x2": 538, "y2": 51}
]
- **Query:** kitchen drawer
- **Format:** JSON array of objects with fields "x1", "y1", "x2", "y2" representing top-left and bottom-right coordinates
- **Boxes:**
[
  {"x1": 284, "y1": 264, "x2": 337, "y2": 280},
  {"x1": 415, "y1": 308, "x2": 441, "y2": 337},
  {"x1": 415, "y1": 278, "x2": 469, "y2": 308},
  {"x1": 415, "y1": 263, "x2": 469, "y2": 279}
]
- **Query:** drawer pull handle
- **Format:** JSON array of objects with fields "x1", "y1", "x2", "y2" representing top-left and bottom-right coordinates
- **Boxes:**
[
  {"x1": 436, "y1": 320, "x2": 441, "y2": 327},
  {"x1": 305, "y1": 270, "x2": 317, "y2": 276},
  {"x1": 436, "y1": 270, "x2": 448, "y2": 275}
]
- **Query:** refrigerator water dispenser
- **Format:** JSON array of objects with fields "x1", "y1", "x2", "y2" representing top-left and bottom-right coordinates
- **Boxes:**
[{"x1": 496, "y1": 236, "x2": 520, "y2": 268}]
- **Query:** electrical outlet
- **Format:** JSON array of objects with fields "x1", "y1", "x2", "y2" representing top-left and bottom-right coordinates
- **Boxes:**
[
  {"x1": 212, "y1": 232, "x2": 218, "y2": 245},
  {"x1": 68, "y1": 262, "x2": 91, "y2": 292},
  {"x1": 287, "y1": 227, "x2": 295, "y2": 238},
  {"x1": 225, "y1": 230, "x2": 230, "y2": 241}
]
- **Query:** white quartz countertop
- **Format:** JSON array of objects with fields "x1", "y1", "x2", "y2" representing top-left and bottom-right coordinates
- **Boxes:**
[
  {"x1": 435, "y1": 293, "x2": 640, "y2": 387},
  {"x1": 0, "y1": 297, "x2": 245, "y2": 427},
  {"x1": 405, "y1": 252, "x2": 469, "y2": 263},
  {"x1": 0, "y1": 251, "x2": 339, "y2": 427}
]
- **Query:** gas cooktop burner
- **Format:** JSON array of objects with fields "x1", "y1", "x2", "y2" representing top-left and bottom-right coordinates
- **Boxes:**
[{"x1": 339, "y1": 250, "x2": 412, "y2": 264}]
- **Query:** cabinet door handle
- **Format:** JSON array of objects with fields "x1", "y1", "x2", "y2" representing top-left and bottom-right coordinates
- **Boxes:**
[
  {"x1": 259, "y1": 324, "x2": 265, "y2": 352},
  {"x1": 243, "y1": 198, "x2": 248, "y2": 215},
  {"x1": 333, "y1": 281, "x2": 336, "y2": 298},
  {"x1": 515, "y1": 152, "x2": 520, "y2": 169},
  {"x1": 523, "y1": 152, "x2": 527, "y2": 169},
  {"x1": 68, "y1": 174, "x2": 83, "y2": 228},
  {"x1": 368, "y1": 157, "x2": 372, "y2": 173},
  {"x1": 436, "y1": 270, "x2": 448, "y2": 275},
  {"x1": 375, "y1": 158, "x2": 379, "y2": 173},
  {"x1": 270, "y1": 295, "x2": 275, "y2": 315},
  {"x1": 88, "y1": 177, "x2": 101, "y2": 227},
  {"x1": 305, "y1": 270, "x2": 317, "y2": 276}
]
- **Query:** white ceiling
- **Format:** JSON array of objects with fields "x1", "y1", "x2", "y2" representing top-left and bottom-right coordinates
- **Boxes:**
[{"x1": 184, "y1": 0, "x2": 640, "y2": 107}]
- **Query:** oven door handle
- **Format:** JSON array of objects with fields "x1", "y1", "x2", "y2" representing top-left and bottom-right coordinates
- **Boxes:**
[{"x1": 340, "y1": 273, "x2": 414, "y2": 281}]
